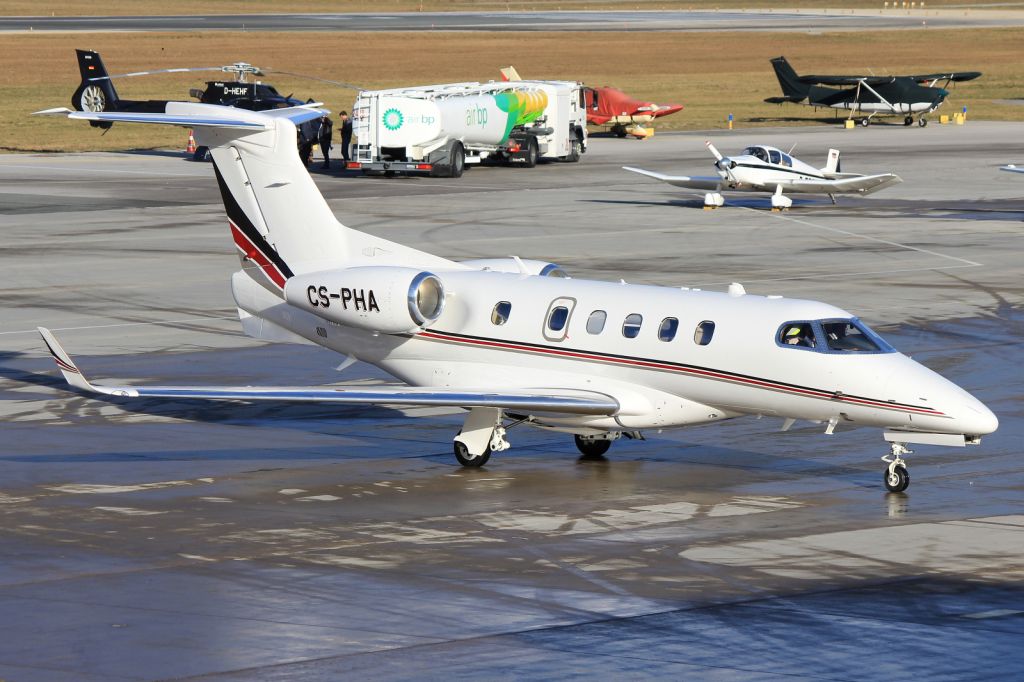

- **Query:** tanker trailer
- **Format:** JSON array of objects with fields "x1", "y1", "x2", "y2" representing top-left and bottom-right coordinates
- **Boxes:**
[{"x1": 349, "y1": 80, "x2": 586, "y2": 178}]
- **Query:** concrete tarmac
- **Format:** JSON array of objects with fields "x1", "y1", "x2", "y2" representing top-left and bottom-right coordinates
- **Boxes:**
[
  {"x1": 3, "y1": 9, "x2": 1024, "y2": 33},
  {"x1": 0, "y1": 121, "x2": 1022, "y2": 680}
]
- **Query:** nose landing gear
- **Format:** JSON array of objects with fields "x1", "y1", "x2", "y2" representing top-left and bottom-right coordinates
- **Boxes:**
[{"x1": 882, "y1": 441, "x2": 912, "y2": 492}]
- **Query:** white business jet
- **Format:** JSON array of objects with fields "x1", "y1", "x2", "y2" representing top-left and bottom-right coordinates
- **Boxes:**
[
  {"x1": 35, "y1": 103, "x2": 996, "y2": 493},
  {"x1": 624, "y1": 141, "x2": 902, "y2": 210}
]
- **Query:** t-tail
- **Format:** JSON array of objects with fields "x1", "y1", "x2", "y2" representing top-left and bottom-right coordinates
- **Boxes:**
[
  {"x1": 36, "y1": 102, "x2": 460, "y2": 298},
  {"x1": 72, "y1": 49, "x2": 120, "y2": 115},
  {"x1": 764, "y1": 56, "x2": 811, "y2": 104}
]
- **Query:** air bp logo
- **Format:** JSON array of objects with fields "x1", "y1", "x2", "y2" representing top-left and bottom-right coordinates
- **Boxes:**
[{"x1": 382, "y1": 108, "x2": 404, "y2": 130}]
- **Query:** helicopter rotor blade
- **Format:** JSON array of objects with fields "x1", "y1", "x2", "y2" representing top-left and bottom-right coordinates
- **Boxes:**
[
  {"x1": 263, "y1": 68, "x2": 364, "y2": 91},
  {"x1": 98, "y1": 67, "x2": 227, "y2": 81}
]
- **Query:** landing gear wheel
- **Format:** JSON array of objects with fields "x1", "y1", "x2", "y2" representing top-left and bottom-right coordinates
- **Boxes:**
[
  {"x1": 613, "y1": 125, "x2": 627, "y2": 138},
  {"x1": 904, "y1": 116, "x2": 914, "y2": 126},
  {"x1": 859, "y1": 118, "x2": 870, "y2": 127},
  {"x1": 454, "y1": 440, "x2": 491, "y2": 468},
  {"x1": 884, "y1": 465, "x2": 910, "y2": 493},
  {"x1": 918, "y1": 117, "x2": 928, "y2": 128},
  {"x1": 574, "y1": 435, "x2": 611, "y2": 459},
  {"x1": 448, "y1": 141, "x2": 465, "y2": 178},
  {"x1": 522, "y1": 136, "x2": 539, "y2": 168}
]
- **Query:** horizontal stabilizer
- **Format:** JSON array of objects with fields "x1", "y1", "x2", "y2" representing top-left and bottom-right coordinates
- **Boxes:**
[
  {"x1": 38, "y1": 328, "x2": 619, "y2": 416},
  {"x1": 33, "y1": 101, "x2": 327, "y2": 130},
  {"x1": 623, "y1": 166, "x2": 725, "y2": 192}
]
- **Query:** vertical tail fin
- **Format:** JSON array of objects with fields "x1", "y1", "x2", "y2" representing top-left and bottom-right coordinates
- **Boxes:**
[
  {"x1": 768, "y1": 56, "x2": 810, "y2": 102},
  {"x1": 821, "y1": 149, "x2": 841, "y2": 175},
  {"x1": 72, "y1": 49, "x2": 120, "y2": 112}
]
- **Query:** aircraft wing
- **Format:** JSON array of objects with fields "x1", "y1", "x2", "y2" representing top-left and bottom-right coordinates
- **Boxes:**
[
  {"x1": 38, "y1": 328, "x2": 618, "y2": 416},
  {"x1": 798, "y1": 75, "x2": 895, "y2": 86},
  {"x1": 910, "y1": 71, "x2": 982, "y2": 83},
  {"x1": 1000, "y1": 164, "x2": 1024, "y2": 174},
  {"x1": 623, "y1": 166, "x2": 725, "y2": 192},
  {"x1": 789, "y1": 173, "x2": 902, "y2": 196}
]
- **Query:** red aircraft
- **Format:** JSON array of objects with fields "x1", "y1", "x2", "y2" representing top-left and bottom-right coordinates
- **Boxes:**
[{"x1": 583, "y1": 86, "x2": 683, "y2": 139}]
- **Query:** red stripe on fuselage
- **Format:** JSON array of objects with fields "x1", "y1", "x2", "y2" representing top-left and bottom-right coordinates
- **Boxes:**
[
  {"x1": 229, "y1": 222, "x2": 286, "y2": 290},
  {"x1": 417, "y1": 330, "x2": 945, "y2": 418}
]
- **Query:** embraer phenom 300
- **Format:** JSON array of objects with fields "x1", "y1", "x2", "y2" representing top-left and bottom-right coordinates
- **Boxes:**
[{"x1": 34, "y1": 102, "x2": 997, "y2": 493}]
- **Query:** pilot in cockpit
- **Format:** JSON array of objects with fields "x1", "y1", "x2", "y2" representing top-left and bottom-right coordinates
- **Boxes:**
[
  {"x1": 750, "y1": 147, "x2": 769, "y2": 163},
  {"x1": 782, "y1": 323, "x2": 815, "y2": 348}
]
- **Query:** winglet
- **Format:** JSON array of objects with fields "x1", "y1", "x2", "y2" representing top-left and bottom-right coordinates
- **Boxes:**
[{"x1": 38, "y1": 327, "x2": 96, "y2": 393}]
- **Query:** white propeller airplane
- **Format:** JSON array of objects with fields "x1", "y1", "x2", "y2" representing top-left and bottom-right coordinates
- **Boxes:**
[
  {"x1": 34, "y1": 103, "x2": 996, "y2": 493},
  {"x1": 624, "y1": 141, "x2": 902, "y2": 210}
]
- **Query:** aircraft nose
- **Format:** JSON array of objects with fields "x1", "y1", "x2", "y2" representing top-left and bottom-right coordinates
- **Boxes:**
[
  {"x1": 954, "y1": 395, "x2": 999, "y2": 436},
  {"x1": 935, "y1": 88, "x2": 949, "y2": 101}
]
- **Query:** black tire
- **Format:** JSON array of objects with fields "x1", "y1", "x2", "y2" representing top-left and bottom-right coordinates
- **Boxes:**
[
  {"x1": 613, "y1": 125, "x2": 627, "y2": 138},
  {"x1": 884, "y1": 465, "x2": 910, "y2": 493},
  {"x1": 454, "y1": 440, "x2": 491, "y2": 467},
  {"x1": 449, "y1": 141, "x2": 465, "y2": 178},
  {"x1": 860, "y1": 118, "x2": 870, "y2": 127},
  {"x1": 574, "y1": 435, "x2": 611, "y2": 458},
  {"x1": 522, "y1": 136, "x2": 539, "y2": 168},
  {"x1": 564, "y1": 133, "x2": 582, "y2": 163},
  {"x1": 904, "y1": 116, "x2": 914, "y2": 126},
  {"x1": 918, "y1": 118, "x2": 928, "y2": 128}
]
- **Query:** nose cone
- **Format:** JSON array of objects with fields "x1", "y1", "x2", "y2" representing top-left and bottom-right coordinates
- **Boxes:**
[
  {"x1": 885, "y1": 357, "x2": 998, "y2": 436},
  {"x1": 955, "y1": 395, "x2": 999, "y2": 436}
]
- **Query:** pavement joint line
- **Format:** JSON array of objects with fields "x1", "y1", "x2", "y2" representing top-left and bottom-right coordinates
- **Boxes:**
[
  {"x1": 0, "y1": 314, "x2": 237, "y2": 336},
  {"x1": 751, "y1": 207, "x2": 984, "y2": 268},
  {"x1": 0, "y1": 163, "x2": 206, "y2": 177}
]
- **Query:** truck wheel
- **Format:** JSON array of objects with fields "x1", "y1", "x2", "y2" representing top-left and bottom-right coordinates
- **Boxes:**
[
  {"x1": 523, "y1": 137, "x2": 539, "y2": 168},
  {"x1": 449, "y1": 142, "x2": 465, "y2": 178},
  {"x1": 565, "y1": 133, "x2": 582, "y2": 163}
]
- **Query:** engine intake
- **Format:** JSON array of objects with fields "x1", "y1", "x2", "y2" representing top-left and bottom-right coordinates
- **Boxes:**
[{"x1": 285, "y1": 266, "x2": 445, "y2": 334}]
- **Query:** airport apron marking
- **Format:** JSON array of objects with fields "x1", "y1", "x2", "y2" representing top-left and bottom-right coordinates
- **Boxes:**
[{"x1": 416, "y1": 329, "x2": 947, "y2": 418}]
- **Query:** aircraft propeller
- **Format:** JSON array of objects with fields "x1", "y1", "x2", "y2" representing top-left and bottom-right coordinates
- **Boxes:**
[{"x1": 706, "y1": 140, "x2": 737, "y2": 183}]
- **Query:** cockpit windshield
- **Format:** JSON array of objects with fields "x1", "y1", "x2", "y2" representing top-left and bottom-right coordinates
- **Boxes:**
[
  {"x1": 742, "y1": 146, "x2": 769, "y2": 163},
  {"x1": 777, "y1": 318, "x2": 895, "y2": 354}
]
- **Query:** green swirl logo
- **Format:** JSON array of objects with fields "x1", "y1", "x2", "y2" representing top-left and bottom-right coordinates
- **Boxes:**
[{"x1": 382, "y1": 108, "x2": 404, "y2": 131}]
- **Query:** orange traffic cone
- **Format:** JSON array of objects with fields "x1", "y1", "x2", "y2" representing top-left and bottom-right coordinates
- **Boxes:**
[{"x1": 186, "y1": 130, "x2": 197, "y2": 154}]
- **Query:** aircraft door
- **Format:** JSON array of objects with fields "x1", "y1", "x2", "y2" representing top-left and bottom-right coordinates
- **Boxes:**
[{"x1": 543, "y1": 297, "x2": 576, "y2": 342}]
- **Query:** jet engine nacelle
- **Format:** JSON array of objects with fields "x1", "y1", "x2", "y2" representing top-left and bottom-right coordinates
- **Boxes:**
[
  {"x1": 460, "y1": 258, "x2": 568, "y2": 278},
  {"x1": 284, "y1": 266, "x2": 445, "y2": 334}
]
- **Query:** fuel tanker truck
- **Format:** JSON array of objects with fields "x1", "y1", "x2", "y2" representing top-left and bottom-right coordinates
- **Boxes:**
[{"x1": 348, "y1": 79, "x2": 586, "y2": 177}]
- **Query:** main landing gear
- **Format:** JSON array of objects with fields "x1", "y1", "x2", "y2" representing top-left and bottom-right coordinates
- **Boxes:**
[{"x1": 882, "y1": 441, "x2": 912, "y2": 493}]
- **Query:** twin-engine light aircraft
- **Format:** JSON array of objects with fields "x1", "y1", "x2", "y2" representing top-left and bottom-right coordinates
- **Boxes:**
[
  {"x1": 765, "y1": 56, "x2": 981, "y2": 128},
  {"x1": 624, "y1": 141, "x2": 902, "y2": 210},
  {"x1": 34, "y1": 102, "x2": 997, "y2": 493}
]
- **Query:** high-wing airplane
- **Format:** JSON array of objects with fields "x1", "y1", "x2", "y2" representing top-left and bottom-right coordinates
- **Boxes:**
[
  {"x1": 500, "y1": 66, "x2": 681, "y2": 139},
  {"x1": 34, "y1": 102, "x2": 997, "y2": 493},
  {"x1": 624, "y1": 141, "x2": 902, "y2": 210},
  {"x1": 765, "y1": 56, "x2": 981, "y2": 128}
]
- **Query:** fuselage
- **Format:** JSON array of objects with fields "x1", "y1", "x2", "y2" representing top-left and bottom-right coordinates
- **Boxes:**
[
  {"x1": 233, "y1": 267, "x2": 997, "y2": 439},
  {"x1": 808, "y1": 81, "x2": 947, "y2": 115},
  {"x1": 717, "y1": 146, "x2": 829, "y2": 192}
]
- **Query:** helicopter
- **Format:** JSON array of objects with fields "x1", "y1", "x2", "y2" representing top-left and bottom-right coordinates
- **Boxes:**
[{"x1": 70, "y1": 49, "x2": 358, "y2": 128}]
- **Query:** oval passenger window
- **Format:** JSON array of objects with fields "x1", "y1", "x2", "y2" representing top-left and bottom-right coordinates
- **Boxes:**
[
  {"x1": 694, "y1": 320, "x2": 715, "y2": 345},
  {"x1": 587, "y1": 310, "x2": 607, "y2": 335},
  {"x1": 622, "y1": 314, "x2": 643, "y2": 339},
  {"x1": 548, "y1": 306, "x2": 569, "y2": 332},
  {"x1": 658, "y1": 317, "x2": 678, "y2": 342},
  {"x1": 491, "y1": 301, "x2": 511, "y2": 326}
]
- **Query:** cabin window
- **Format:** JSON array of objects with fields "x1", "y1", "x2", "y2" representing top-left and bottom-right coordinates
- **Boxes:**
[
  {"x1": 780, "y1": 153, "x2": 793, "y2": 167},
  {"x1": 778, "y1": 322, "x2": 816, "y2": 349},
  {"x1": 587, "y1": 310, "x2": 607, "y2": 334},
  {"x1": 547, "y1": 306, "x2": 569, "y2": 332},
  {"x1": 658, "y1": 317, "x2": 678, "y2": 342},
  {"x1": 694, "y1": 320, "x2": 715, "y2": 346},
  {"x1": 622, "y1": 314, "x2": 643, "y2": 339},
  {"x1": 491, "y1": 301, "x2": 511, "y2": 326},
  {"x1": 768, "y1": 149, "x2": 781, "y2": 165}
]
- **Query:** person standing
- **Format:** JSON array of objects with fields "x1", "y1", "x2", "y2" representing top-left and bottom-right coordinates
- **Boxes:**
[
  {"x1": 316, "y1": 114, "x2": 333, "y2": 170},
  {"x1": 339, "y1": 111, "x2": 353, "y2": 164}
]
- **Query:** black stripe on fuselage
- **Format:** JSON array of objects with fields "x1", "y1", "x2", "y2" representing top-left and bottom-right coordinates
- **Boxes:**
[
  {"x1": 733, "y1": 163, "x2": 827, "y2": 180},
  {"x1": 411, "y1": 328, "x2": 944, "y2": 417}
]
